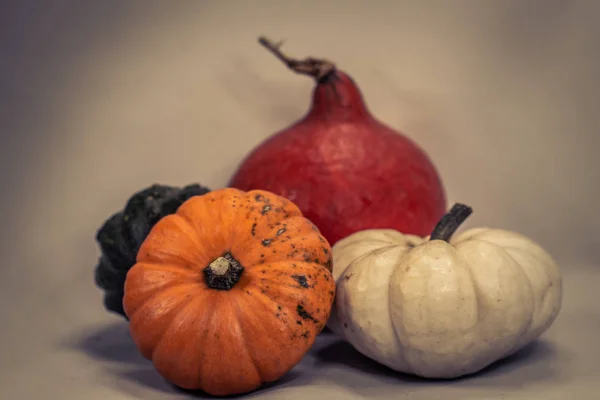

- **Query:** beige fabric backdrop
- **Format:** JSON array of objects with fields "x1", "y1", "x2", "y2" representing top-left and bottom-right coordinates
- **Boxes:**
[{"x1": 1, "y1": 1, "x2": 598, "y2": 399}]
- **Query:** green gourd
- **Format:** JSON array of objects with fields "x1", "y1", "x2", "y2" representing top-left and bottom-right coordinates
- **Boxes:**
[{"x1": 94, "y1": 183, "x2": 210, "y2": 318}]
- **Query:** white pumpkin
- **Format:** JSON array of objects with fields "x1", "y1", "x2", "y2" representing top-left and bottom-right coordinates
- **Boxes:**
[{"x1": 328, "y1": 203, "x2": 562, "y2": 379}]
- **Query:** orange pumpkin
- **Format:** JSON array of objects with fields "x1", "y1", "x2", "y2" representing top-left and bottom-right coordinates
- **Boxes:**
[{"x1": 123, "y1": 188, "x2": 335, "y2": 396}]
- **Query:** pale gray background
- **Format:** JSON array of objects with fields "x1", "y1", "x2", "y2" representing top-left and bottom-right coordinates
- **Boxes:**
[{"x1": 1, "y1": 1, "x2": 598, "y2": 399}]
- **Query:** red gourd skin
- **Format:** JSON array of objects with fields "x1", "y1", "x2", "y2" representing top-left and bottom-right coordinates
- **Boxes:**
[{"x1": 229, "y1": 37, "x2": 447, "y2": 245}]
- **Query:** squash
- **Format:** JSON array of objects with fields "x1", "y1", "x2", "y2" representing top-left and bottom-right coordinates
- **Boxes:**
[
  {"x1": 94, "y1": 183, "x2": 210, "y2": 318},
  {"x1": 123, "y1": 188, "x2": 335, "y2": 396},
  {"x1": 328, "y1": 203, "x2": 562, "y2": 379}
]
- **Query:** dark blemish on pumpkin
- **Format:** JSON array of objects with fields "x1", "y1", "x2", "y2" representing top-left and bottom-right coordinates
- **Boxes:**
[
  {"x1": 275, "y1": 313, "x2": 280, "y2": 318},
  {"x1": 301, "y1": 331, "x2": 310, "y2": 339},
  {"x1": 291, "y1": 244, "x2": 296, "y2": 249},
  {"x1": 260, "y1": 254, "x2": 265, "y2": 258},
  {"x1": 318, "y1": 236, "x2": 326, "y2": 243},
  {"x1": 261, "y1": 205, "x2": 272, "y2": 214},
  {"x1": 296, "y1": 305, "x2": 318, "y2": 323},
  {"x1": 277, "y1": 305, "x2": 282, "y2": 310},
  {"x1": 251, "y1": 223, "x2": 257, "y2": 236},
  {"x1": 329, "y1": 290, "x2": 335, "y2": 297},
  {"x1": 291, "y1": 274, "x2": 309, "y2": 288},
  {"x1": 303, "y1": 252, "x2": 312, "y2": 262},
  {"x1": 255, "y1": 194, "x2": 263, "y2": 201},
  {"x1": 262, "y1": 239, "x2": 272, "y2": 246},
  {"x1": 261, "y1": 269, "x2": 266, "y2": 273},
  {"x1": 296, "y1": 320, "x2": 302, "y2": 325},
  {"x1": 276, "y1": 227, "x2": 286, "y2": 236},
  {"x1": 246, "y1": 290, "x2": 252, "y2": 295},
  {"x1": 322, "y1": 247, "x2": 329, "y2": 254}
]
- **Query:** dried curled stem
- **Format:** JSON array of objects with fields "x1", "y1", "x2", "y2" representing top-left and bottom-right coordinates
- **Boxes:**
[{"x1": 258, "y1": 36, "x2": 336, "y2": 81}]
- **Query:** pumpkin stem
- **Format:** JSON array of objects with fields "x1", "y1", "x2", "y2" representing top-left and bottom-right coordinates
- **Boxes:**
[
  {"x1": 429, "y1": 203, "x2": 473, "y2": 242},
  {"x1": 204, "y1": 253, "x2": 244, "y2": 290},
  {"x1": 258, "y1": 36, "x2": 336, "y2": 81}
]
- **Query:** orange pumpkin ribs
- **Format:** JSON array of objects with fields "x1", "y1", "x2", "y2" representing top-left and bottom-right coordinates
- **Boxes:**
[{"x1": 123, "y1": 188, "x2": 335, "y2": 396}]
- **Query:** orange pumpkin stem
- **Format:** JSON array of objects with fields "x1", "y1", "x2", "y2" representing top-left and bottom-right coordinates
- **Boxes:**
[{"x1": 203, "y1": 252, "x2": 244, "y2": 290}]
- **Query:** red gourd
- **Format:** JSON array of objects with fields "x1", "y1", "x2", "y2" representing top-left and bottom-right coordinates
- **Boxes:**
[{"x1": 229, "y1": 37, "x2": 447, "y2": 245}]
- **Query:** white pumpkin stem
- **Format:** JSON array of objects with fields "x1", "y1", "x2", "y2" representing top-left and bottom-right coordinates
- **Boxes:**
[{"x1": 429, "y1": 203, "x2": 473, "y2": 242}]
